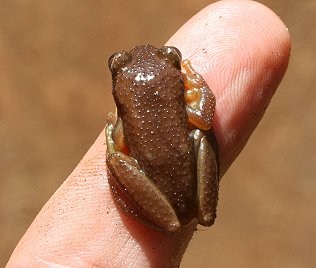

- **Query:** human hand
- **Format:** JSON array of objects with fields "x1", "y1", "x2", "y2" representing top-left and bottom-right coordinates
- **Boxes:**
[{"x1": 7, "y1": 1, "x2": 290, "y2": 267}]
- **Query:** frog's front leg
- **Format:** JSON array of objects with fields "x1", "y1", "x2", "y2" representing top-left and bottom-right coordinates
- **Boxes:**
[
  {"x1": 105, "y1": 116, "x2": 181, "y2": 233},
  {"x1": 181, "y1": 59, "x2": 216, "y2": 131}
]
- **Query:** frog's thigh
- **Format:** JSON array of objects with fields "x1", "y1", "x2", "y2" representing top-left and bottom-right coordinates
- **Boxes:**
[
  {"x1": 191, "y1": 129, "x2": 219, "y2": 226},
  {"x1": 107, "y1": 151, "x2": 181, "y2": 233},
  {"x1": 106, "y1": 118, "x2": 181, "y2": 232}
]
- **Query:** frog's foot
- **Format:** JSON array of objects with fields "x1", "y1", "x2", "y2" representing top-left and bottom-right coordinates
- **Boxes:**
[
  {"x1": 190, "y1": 129, "x2": 220, "y2": 226},
  {"x1": 181, "y1": 59, "x2": 216, "y2": 131},
  {"x1": 105, "y1": 121, "x2": 181, "y2": 233}
]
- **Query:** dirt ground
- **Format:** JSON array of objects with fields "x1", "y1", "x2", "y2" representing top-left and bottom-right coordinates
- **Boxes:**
[{"x1": 1, "y1": 1, "x2": 315, "y2": 267}]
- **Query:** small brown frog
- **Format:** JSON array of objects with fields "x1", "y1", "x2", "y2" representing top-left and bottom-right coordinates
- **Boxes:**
[{"x1": 105, "y1": 45, "x2": 220, "y2": 233}]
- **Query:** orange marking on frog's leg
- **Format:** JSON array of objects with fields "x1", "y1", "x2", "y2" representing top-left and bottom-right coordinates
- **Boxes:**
[
  {"x1": 181, "y1": 60, "x2": 216, "y2": 131},
  {"x1": 111, "y1": 116, "x2": 130, "y2": 155}
]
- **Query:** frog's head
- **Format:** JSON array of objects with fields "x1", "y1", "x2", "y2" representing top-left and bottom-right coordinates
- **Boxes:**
[
  {"x1": 108, "y1": 45, "x2": 182, "y2": 79},
  {"x1": 109, "y1": 45, "x2": 184, "y2": 117}
]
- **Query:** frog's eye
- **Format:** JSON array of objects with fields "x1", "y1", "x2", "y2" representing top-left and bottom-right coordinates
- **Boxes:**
[
  {"x1": 157, "y1": 46, "x2": 182, "y2": 69},
  {"x1": 108, "y1": 51, "x2": 131, "y2": 75}
]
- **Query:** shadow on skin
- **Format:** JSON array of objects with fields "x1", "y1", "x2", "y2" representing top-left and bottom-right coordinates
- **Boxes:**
[{"x1": 116, "y1": 202, "x2": 197, "y2": 267}]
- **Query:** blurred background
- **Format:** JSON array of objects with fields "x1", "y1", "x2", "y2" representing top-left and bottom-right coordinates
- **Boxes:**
[{"x1": 0, "y1": 0, "x2": 315, "y2": 267}]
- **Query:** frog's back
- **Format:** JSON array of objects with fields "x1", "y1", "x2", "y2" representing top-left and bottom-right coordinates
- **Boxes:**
[{"x1": 112, "y1": 45, "x2": 196, "y2": 222}]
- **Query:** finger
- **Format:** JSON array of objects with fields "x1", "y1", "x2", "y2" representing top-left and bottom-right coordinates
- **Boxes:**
[{"x1": 7, "y1": 1, "x2": 290, "y2": 267}]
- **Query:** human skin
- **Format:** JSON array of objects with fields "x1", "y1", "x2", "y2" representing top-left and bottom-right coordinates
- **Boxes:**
[{"x1": 7, "y1": 1, "x2": 291, "y2": 267}]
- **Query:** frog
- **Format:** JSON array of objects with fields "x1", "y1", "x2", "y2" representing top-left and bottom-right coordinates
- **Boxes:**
[{"x1": 105, "y1": 45, "x2": 220, "y2": 233}]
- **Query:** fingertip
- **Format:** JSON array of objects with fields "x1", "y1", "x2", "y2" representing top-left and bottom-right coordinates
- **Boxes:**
[
  {"x1": 168, "y1": 0, "x2": 291, "y2": 59},
  {"x1": 167, "y1": 0, "x2": 291, "y2": 171}
]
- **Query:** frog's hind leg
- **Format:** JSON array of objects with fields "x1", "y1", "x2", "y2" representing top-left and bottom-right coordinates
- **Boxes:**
[
  {"x1": 182, "y1": 59, "x2": 220, "y2": 226},
  {"x1": 190, "y1": 129, "x2": 220, "y2": 226},
  {"x1": 105, "y1": 120, "x2": 181, "y2": 233}
]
